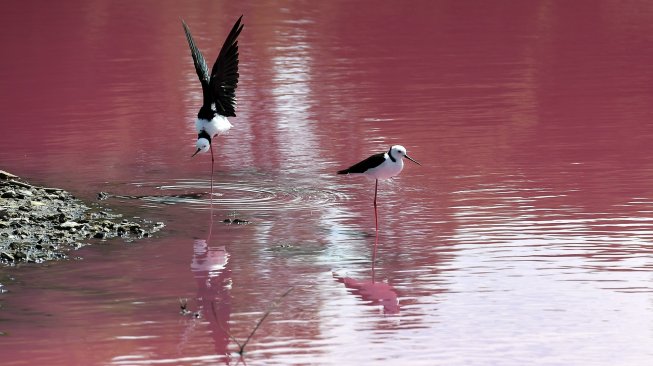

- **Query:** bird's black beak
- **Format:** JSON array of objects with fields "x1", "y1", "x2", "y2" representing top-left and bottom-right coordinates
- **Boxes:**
[
  {"x1": 191, "y1": 148, "x2": 201, "y2": 157},
  {"x1": 405, "y1": 154, "x2": 421, "y2": 166}
]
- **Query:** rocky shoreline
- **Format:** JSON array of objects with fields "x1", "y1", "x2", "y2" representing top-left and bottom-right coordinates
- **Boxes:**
[{"x1": 0, "y1": 170, "x2": 164, "y2": 266}]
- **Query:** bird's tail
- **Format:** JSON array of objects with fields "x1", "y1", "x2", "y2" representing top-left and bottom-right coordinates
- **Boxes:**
[{"x1": 337, "y1": 169, "x2": 350, "y2": 175}]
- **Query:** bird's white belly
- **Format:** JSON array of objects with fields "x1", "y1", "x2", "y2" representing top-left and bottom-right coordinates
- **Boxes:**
[
  {"x1": 195, "y1": 116, "x2": 232, "y2": 137},
  {"x1": 366, "y1": 160, "x2": 404, "y2": 180}
]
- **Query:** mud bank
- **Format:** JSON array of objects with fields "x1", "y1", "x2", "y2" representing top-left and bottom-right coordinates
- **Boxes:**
[{"x1": 0, "y1": 170, "x2": 164, "y2": 266}]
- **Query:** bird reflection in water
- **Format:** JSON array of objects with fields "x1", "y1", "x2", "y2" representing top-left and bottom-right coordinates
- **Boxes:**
[
  {"x1": 333, "y1": 234, "x2": 400, "y2": 315},
  {"x1": 178, "y1": 211, "x2": 235, "y2": 361}
]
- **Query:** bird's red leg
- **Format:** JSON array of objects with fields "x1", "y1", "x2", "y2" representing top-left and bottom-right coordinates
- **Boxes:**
[
  {"x1": 373, "y1": 179, "x2": 378, "y2": 232},
  {"x1": 209, "y1": 143, "x2": 215, "y2": 211},
  {"x1": 372, "y1": 179, "x2": 379, "y2": 278}
]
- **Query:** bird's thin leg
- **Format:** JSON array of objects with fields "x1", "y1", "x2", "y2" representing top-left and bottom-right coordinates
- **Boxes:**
[
  {"x1": 209, "y1": 143, "x2": 215, "y2": 211},
  {"x1": 372, "y1": 179, "x2": 379, "y2": 281},
  {"x1": 373, "y1": 179, "x2": 378, "y2": 232}
]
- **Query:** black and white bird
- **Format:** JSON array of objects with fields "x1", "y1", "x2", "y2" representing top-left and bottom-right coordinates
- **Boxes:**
[
  {"x1": 182, "y1": 16, "x2": 243, "y2": 194},
  {"x1": 338, "y1": 145, "x2": 421, "y2": 231}
]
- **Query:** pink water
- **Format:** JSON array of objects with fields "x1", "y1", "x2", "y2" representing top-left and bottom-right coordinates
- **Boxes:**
[{"x1": 2, "y1": 1, "x2": 653, "y2": 365}]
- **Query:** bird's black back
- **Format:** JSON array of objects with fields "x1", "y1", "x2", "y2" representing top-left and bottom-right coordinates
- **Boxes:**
[{"x1": 337, "y1": 152, "x2": 386, "y2": 174}]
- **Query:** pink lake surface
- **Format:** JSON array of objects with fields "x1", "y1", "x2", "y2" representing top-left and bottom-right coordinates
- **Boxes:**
[{"x1": 2, "y1": 0, "x2": 653, "y2": 365}]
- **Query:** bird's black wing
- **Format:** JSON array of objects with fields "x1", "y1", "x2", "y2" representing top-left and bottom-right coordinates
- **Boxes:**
[
  {"x1": 209, "y1": 15, "x2": 243, "y2": 117},
  {"x1": 338, "y1": 153, "x2": 386, "y2": 174},
  {"x1": 181, "y1": 19, "x2": 211, "y2": 105}
]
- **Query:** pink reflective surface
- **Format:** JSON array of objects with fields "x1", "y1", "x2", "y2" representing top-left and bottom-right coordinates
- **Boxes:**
[{"x1": 2, "y1": 1, "x2": 653, "y2": 365}]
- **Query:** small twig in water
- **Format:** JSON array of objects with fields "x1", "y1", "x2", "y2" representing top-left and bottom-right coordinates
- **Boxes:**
[
  {"x1": 239, "y1": 286, "x2": 294, "y2": 354},
  {"x1": 212, "y1": 287, "x2": 295, "y2": 355},
  {"x1": 212, "y1": 301, "x2": 243, "y2": 349},
  {"x1": 179, "y1": 298, "x2": 191, "y2": 315}
]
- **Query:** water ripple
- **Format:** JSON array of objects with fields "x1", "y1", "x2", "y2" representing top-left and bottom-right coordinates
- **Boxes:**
[{"x1": 120, "y1": 179, "x2": 348, "y2": 211}]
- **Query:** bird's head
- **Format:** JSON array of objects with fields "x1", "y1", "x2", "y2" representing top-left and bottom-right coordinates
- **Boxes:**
[
  {"x1": 191, "y1": 137, "x2": 211, "y2": 157},
  {"x1": 391, "y1": 145, "x2": 421, "y2": 166}
]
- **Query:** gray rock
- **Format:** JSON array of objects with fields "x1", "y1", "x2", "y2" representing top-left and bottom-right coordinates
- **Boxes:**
[
  {"x1": 59, "y1": 221, "x2": 82, "y2": 229},
  {"x1": 0, "y1": 170, "x2": 18, "y2": 180},
  {"x1": 1, "y1": 191, "x2": 17, "y2": 199},
  {"x1": 0, "y1": 171, "x2": 165, "y2": 266}
]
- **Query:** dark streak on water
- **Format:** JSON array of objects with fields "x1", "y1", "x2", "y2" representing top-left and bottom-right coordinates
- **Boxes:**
[{"x1": 2, "y1": 0, "x2": 653, "y2": 365}]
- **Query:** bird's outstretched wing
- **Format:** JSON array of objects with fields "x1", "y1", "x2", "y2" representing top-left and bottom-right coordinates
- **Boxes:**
[
  {"x1": 181, "y1": 19, "x2": 210, "y2": 97},
  {"x1": 338, "y1": 153, "x2": 386, "y2": 174},
  {"x1": 209, "y1": 15, "x2": 243, "y2": 117}
]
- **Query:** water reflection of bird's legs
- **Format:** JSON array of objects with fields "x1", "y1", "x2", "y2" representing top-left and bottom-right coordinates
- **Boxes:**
[{"x1": 372, "y1": 231, "x2": 378, "y2": 283}]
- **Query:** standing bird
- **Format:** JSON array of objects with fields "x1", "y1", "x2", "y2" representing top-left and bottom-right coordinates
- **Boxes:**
[
  {"x1": 182, "y1": 16, "x2": 243, "y2": 196},
  {"x1": 338, "y1": 145, "x2": 421, "y2": 232}
]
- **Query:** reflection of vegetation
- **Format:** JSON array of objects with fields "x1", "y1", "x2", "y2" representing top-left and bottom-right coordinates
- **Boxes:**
[
  {"x1": 213, "y1": 287, "x2": 294, "y2": 356},
  {"x1": 179, "y1": 298, "x2": 200, "y2": 317},
  {"x1": 265, "y1": 241, "x2": 325, "y2": 257}
]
